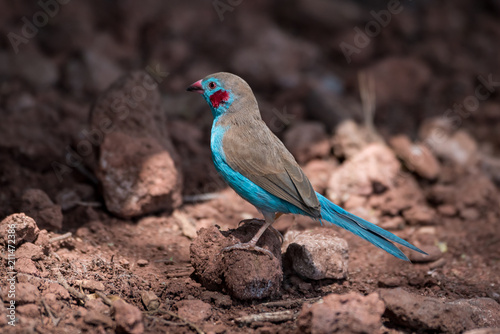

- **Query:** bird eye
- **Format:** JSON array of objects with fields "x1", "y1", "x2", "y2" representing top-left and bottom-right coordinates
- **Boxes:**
[{"x1": 208, "y1": 82, "x2": 217, "y2": 89}]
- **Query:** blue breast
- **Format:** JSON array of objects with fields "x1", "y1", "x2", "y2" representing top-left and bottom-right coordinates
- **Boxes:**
[{"x1": 210, "y1": 124, "x2": 305, "y2": 216}]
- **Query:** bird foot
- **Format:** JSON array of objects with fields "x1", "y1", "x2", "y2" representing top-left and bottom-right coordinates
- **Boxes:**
[
  {"x1": 237, "y1": 219, "x2": 284, "y2": 244},
  {"x1": 222, "y1": 242, "x2": 275, "y2": 260}
]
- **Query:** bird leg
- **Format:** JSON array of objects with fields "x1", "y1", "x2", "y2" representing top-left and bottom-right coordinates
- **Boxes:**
[
  {"x1": 237, "y1": 218, "x2": 284, "y2": 244},
  {"x1": 222, "y1": 211, "x2": 277, "y2": 259}
]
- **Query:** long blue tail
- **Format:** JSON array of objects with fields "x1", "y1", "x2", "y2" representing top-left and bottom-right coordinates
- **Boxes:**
[{"x1": 317, "y1": 193, "x2": 426, "y2": 261}]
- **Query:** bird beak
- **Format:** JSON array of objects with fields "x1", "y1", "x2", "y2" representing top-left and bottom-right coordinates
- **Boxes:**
[{"x1": 186, "y1": 80, "x2": 203, "y2": 93}]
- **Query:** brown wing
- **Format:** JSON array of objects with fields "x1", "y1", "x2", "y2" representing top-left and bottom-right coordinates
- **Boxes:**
[{"x1": 222, "y1": 119, "x2": 321, "y2": 218}]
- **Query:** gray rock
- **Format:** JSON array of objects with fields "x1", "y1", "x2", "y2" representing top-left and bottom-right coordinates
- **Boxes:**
[{"x1": 283, "y1": 228, "x2": 348, "y2": 280}]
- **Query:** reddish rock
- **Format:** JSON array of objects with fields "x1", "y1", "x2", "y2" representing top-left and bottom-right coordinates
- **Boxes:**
[
  {"x1": 17, "y1": 242, "x2": 44, "y2": 261},
  {"x1": 190, "y1": 222, "x2": 282, "y2": 300},
  {"x1": 90, "y1": 71, "x2": 182, "y2": 218},
  {"x1": 390, "y1": 135, "x2": 440, "y2": 180},
  {"x1": 13, "y1": 283, "x2": 40, "y2": 305},
  {"x1": 283, "y1": 228, "x2": 348, "y2": 280},
  {"x1": 408, "y1": 245, "x2": 442, "y2": 263},
  {"x1": 302, "y1": 159, "x2": 337, "y2": 194},
  {"x1": 15, "y1": 258, "x2": 39, "y2": 276},
  {"x1": 0, "y1": 213, "x2": 39, "y2": 246},
  {"x1": 283, "y1": 121, "x2": 331, "y2": 164},
  {"x1": 332, "y1": 120, "x2": 371, "y2": 159},
  {"x1": 296, "y1": 292, "x2": 385, "y2": 334},
  {"x1": 380, "y1": 288, "x2": 500, "y2": 333},
  {"x1": 16, "y1": 304, "x2": 40, "y2": 318},
  {"x1": 402, "y1": 206, "x2": 437, "y2": 225},
  {"x1": 175, "y1": 300, "x2": 212, "y2": 323},
  {"x1": 20, "y1": 189, "x2": 63, "y2": 231},
  {"x1": 112, "y1": 299, "x2": 144, "y2": 334},
  {"x1": 327, "y1": 143, "x2": 401, "y2": 203}
]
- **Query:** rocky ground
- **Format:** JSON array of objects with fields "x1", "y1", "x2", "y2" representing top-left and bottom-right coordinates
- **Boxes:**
[{"x1": 1, "y1": 0, "x2": 500, "y2": 333}]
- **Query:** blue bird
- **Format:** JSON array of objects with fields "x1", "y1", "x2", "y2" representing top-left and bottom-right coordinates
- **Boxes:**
[{"x1": 187, "y1": 72, "x2": 426, "y2": 261}]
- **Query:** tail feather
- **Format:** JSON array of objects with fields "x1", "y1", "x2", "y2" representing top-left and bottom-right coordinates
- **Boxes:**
[{"x1": 317, "y1": 193, "x2": 427, "y2": 261}]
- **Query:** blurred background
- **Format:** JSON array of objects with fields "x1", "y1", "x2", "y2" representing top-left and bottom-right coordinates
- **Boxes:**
[{"x1": 1, "y1": 1, "x2": 500, "y2": 332}]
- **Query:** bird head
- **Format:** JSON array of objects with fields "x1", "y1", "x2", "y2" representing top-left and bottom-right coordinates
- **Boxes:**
[{"x1": 187, "y1": 72, "x2": 258, "y2": 119}]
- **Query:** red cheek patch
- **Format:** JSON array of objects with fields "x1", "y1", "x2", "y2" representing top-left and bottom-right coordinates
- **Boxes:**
[{"x1": 210, "y1": 90, "x2": 229, "y2": 108}]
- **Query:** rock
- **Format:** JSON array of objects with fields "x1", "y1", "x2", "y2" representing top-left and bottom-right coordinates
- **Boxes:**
[
  {"x1": 84, "y1": 310, "x2": 114, "y2": 328},
  {"x1": 296, "y1": 292, "x2": 385, "y2": 334},
  {"x1": 90, "y1": 71, "x2": 182, "y2": 218},
  {"x1": 379, "y1": 288, "x2": 500, "y2": 333},
  {"x1": 17, "y1": 242, "x2": 44, "y2": 261},
  {"x1": 15, "y1": 283, "x2": 40, "y2": 305},
  {"x1": 0, "y1": 213, "x2": 39, "y2": 246},
  {"x1": 175, "y1": 300, "x2": 212, "y2": 323},
  {"x1": 464, "y1": 329, "x2": 500, "y2": 334},
  {"x1": 408, "y1": 245, "x2": 442, "y2": 263},
  {"x1": 283, "y1": 121, "x2": 331, "y2": 164},
  {"x1": 140, "y1": 291, "x2": 160, "y2": 311},
  {"x1": 77, "y1": 279, "x2": 105, "y2": 292},
  {"x1": 332, "y1": 120, "x2": 371, "y2": 159},
  {"x1": 402, "y1": 205, "x2": 437, "y2": 225},
  {"x1": 420, "y1": 119, "x2": 478, "y2": 168},
  {"x1": 302, "y1": 159, "x2": 337, "y2": 194},
  {"x1": 437, "y1": 204, "x2": 457, "y2": 217},
  {"x1": 390, "y1": 135, "x2": 440, "y2": 180},
  {"x1": 15, "y1": 258, "x2": 39, "y2": 276},
  {"x1": 379, "y1": 216, "x2": 405, "y2": 230},
  {"x1": 327, "y1": 143, "x2": 401, "y2": 203},
  {"x1": 20, "y1": 189, "x2": 63, "y2": 231},
  {"x1": 190, "y1": 223, "x2": 282, "y2": 300},
  {"x1": 17, "y1": 304, "x2": 40, "y2": 318},
  {"x1": 283, "y1": 228, "x2": 348, "y2": 280},
  {"x1": 112, "y1": 299, "x2": 144, "y2": 334},
  {"x1": 460, "y1": 207, "x2": 480, "y2": 221},
  {"x1": 47, "y1": 283, "x2": 71, "y2": 300},
  {"x1": 136, "y1": 259, "x2": 149, "y2": 267},
  {"x1": 366, "y1": 57, "x2": 431, "y2": 107}
]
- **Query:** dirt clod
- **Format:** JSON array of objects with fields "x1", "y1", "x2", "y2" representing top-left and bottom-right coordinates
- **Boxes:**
[{"x1": 0, "y1": 213, "x2": 39, "y2": 246}]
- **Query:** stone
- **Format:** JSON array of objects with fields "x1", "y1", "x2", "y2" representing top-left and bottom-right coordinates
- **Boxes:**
[
  {"x1": 332, "y1": 120, "x2": 370, "y2": 159},
  {"x1": 190, "y1": 223, "x2": 282, "y2": 300},
  {"x1": 403, "y1": 206, "x2": 437, "y2": 225},
  {"x1": 175, "y1": 300, "x2": 212, "y2": 323},
  {"x1": 327, "y1": 143, "x2": 401, "y2": 204},
  {"x1": 379, "y1": 288, "x2": 500, "y2": 333},
  {"x1": 390, "y1": 135, "x2": 440, "y2": 180},
  {"x1": 20, "y1": 189, "x2": 63, "y2": 231},
  {"x1": 14, "y1": 283, "x2": 40, "y2": 305},
  {"x1": 17, "y1": 242, "x2": 44, "y2": 261},
  {"x1": 283, "y1": 228, "x2": 348, "y2": 280},
  {"x1": 408, "y1": 245, "x2": 443, "y2": 263},
  {"x1": 90, "y1": 71, "x2": 182, "y2": 218},
  {"x1": 296, "y1": 292, "x2": 385, "y2": 334},
  {"x1": 0, "y1": 213, "x2": 39, "y2": 246},
  {"x1": 112, "y1": 299, "x2": 144, "y2": 334}
]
